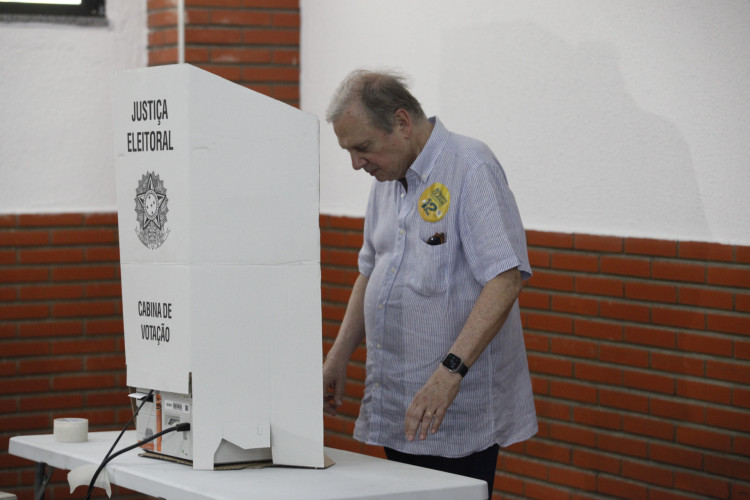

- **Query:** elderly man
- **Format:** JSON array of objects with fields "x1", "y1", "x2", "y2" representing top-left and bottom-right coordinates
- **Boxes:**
[{"x1": 322, "y1": 69, "x2": 537, "y2": 497}]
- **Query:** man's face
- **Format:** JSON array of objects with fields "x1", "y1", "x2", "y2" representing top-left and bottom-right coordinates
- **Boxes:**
[{"x1": 333, "y1": 104, "x2": 411, "y2": 182}]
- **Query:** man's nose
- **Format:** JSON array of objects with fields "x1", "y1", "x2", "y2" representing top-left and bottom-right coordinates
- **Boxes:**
[{"x1": 351, "y1": 152, "x2": 367, "y2": 170}]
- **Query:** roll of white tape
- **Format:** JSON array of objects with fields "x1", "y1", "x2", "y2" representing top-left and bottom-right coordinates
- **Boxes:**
[{"x1": 54, "y1": 418, "x2": 88, "y2": 443}]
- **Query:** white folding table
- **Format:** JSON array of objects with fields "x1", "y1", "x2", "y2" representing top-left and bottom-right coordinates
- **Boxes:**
[{"x1": 10, "y1": 431, "x2": 487, "y2": 500}]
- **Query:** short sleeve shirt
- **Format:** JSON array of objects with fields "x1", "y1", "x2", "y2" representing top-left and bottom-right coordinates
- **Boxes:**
[{"x1": 355, "y1": 117, "x2": 537, "y2": 457}]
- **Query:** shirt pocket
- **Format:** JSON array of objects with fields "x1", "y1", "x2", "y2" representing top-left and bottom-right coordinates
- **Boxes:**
[{"x1": 407, "y1": 240, "x2": 450, "y2": 296}]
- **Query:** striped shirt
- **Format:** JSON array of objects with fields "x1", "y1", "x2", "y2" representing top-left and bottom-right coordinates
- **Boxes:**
[{"x1": 354, "y1": 117, "x2": 537, "y2": 457}]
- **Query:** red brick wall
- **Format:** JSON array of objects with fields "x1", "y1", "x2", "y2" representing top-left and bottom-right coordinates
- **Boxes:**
[
  {"x1": 320, "y1": 215, "x2": 750, "y2": 500},
  {"x1": 0, "y1": 214, "x2": 146, "y2": 499},
  {"x1": 148, "y1": 0, "x2": 301, "y2": 106},
  {"x1": 2, "y1": 213, "x2": 749, "y2": 499}
]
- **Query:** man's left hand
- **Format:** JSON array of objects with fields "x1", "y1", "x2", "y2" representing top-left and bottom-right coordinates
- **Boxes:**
[{"x1": 404, "y1": 367, "x2": 462, "y2": 441}]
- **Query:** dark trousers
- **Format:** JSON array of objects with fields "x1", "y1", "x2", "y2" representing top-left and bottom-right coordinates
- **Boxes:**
[{"x1": 384, "y1": 444, "x2": 500, "y2": 499}]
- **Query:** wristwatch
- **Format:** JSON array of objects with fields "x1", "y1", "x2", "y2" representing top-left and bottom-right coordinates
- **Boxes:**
[{"x1": 441, "y1": 353, "x2": 468, "y2": 377}]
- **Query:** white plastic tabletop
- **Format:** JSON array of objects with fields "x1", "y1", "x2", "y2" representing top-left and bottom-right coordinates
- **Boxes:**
[{"x1": 10, "y1": 431, "x2": 487, "y2": 500}]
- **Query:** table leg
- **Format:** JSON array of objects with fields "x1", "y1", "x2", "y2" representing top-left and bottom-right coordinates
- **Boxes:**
[{"x1": 33, "y1": 462, "x2": 54, "y2": 500}]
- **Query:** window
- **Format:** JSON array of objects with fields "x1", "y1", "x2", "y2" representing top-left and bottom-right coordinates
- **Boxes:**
[{"x1": 0, "y1": 0, "x2": 105, "y2": 18}]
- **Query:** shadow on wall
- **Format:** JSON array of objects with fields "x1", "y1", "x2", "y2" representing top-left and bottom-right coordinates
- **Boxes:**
[{"x1": 439, "y1": 22, "x2": 710, "y2": 240}]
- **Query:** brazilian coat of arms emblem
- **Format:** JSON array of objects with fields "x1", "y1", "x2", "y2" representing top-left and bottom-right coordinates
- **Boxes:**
[{"x1": 135, "y1": 172, "x2": 169, "y2": 249}]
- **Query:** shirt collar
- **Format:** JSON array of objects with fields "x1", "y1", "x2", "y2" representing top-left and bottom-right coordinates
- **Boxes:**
[{"x1": 405, "y1": 116, "x2": 447, "y2": 186}]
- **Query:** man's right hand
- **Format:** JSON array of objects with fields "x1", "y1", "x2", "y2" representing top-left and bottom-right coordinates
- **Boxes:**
[
  {"x1": 322, "y1": 273, "x2": 369, "y2": 416},
  {"x1": 322, "y1": 357, "x2": 347, "y2": 416}
]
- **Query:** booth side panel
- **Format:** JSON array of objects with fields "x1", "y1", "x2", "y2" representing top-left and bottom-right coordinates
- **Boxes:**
[
  {"x1": 186, "y1": 65, "x2": 320, "y2": 265},
  {"x1": 270, "y1": 264, "x2": 325, "y2": 468}
]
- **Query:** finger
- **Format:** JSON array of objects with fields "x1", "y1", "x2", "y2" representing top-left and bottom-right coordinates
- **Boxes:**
[
  {"x1": 429, "y1": 410, "x2": 446, "y2": 435},
  {"x1": 404, "y1": 406, "x2": 424, "y2": 442},
  {"x1": 419, "y1": 411, "x2": 435, "y2": 440},
  {"x1": 405, "y1": 417, "x2": 419, "y2": 442},
  {"x1": 323, "y1": 394, "x2": 338, "y2": 416},
  {"x1": 333, "y1": 379, "x2": 345, "y2": 406}
]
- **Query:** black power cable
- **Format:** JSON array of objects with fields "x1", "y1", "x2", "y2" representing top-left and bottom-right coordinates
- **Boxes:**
[
  {"x1": 105, "y1": 390, "x2": 154, "y2": 464},
  {"x1": 84, "y1": 422, "x2": 190, "y2": 499}
]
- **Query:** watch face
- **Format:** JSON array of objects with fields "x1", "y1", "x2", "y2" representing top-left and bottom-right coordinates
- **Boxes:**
[{"x1": 443, "y1": 353, "x2": 462, "y2": 371}]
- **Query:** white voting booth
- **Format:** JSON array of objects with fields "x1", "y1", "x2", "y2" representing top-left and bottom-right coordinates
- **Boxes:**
[{"x1": 112, "y1": 64, "x2": 324, "y2": 470}]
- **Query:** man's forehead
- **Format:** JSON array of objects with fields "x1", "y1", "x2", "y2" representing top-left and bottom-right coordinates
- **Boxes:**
[{"x1": 334, "y1": 105, "x2": 375, "y2": 148}]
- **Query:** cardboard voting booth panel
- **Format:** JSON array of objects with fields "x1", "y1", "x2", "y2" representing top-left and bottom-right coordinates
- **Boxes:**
[{"x1": 112, "y1": 64, "x2": 324, "y2": 470}]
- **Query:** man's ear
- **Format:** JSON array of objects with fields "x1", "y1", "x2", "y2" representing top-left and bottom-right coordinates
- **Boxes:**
[{"x1": 394, "y1": 108, "x2": 412, "y2": 138}]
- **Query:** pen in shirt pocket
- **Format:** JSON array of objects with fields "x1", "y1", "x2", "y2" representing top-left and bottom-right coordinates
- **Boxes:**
[{"x1": 426, "y1": 232, "x2": 446, "y2": 245}]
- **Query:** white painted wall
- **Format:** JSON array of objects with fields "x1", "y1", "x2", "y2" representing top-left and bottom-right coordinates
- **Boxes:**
[
  {"x1": 0, "y1": 0, "x2": 146, "y2": 214},
  {"x1": 1, "y1": 1, "x2": 747, "y2": 245},
  {"x1": 301, "y1": 0, "x2": 750, "y2": 245}
]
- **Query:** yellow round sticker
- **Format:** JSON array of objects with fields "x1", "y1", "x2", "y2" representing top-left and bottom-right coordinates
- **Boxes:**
[{"x1": 418, "y1": 183, "x2": 451, "y2": 222}]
